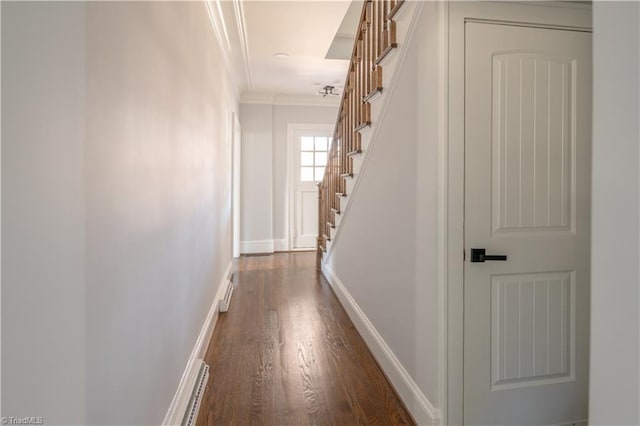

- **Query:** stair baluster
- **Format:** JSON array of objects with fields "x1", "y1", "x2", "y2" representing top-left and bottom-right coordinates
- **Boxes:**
[{"x1": 317, "y1": 0, "x2": 405, "y2": 261}]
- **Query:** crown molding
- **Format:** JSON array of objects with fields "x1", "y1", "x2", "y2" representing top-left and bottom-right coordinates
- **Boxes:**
[
  {"x1": 241, "y1": 92, "x2": 341, "y2": 107},
  {"x1": 232, "y1": 0, "x2": 253, "y2": 90},
  {"x1": 205, "y1": 1, "x2": 231, "y2": 72},
  {"x1": 239, "y1": 92, "x2": 275, "y2": 105},
  {"x1": 205, "y1": 0, "x2": 252, "y2": 99}
]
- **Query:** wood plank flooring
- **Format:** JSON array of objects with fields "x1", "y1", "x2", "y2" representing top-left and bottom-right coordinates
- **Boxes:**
[{"x1": 196, "y1": 252, "x2": 415, "y2": 426}]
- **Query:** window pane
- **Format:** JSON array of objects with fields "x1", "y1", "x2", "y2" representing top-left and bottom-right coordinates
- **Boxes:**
[
  {"x1": 301, "y1": 167, "x2": 314, "y2": 182},
  {"x1": 301, "y1": 152, "x2": 314, "y2": 166},
  {"x1": 315, "y1": 137, "x2": 328, "y2": 151},
  {"x1": 301, "y1": 137, "x2": 314, "y2": 151},
  {"x1": 315, "y1": 167, "x2": 325, "y2": 181},
  {"x1": 315, "y1": 152, "x2": 327, "y2": 166}
]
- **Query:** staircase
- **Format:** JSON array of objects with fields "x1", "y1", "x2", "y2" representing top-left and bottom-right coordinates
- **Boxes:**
[{"x1": 317, "y1": 0, "x2": 421, "y2": 266}]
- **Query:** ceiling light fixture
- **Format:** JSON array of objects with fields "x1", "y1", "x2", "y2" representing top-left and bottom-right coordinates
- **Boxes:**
[{"x1": 317, "y1": 85, "x2": 340, "y2": 97}]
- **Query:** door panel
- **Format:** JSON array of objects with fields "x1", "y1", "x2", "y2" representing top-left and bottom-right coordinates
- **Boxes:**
[
  {"x1": 490, "y1": 271, "x2": 573, "y2": 389},
  {"x1": 295, "y1": 186, "x2": 318, "y2": 248},
  {"x1": 492, "y1": 53, "x2": 574, "y2": 234},
  {"x1": 464, "y1": 23, "x2": 591, "y2": 425},
  {"x1": 292, "y1": 129, "x2": 331, "y2": 249},
  {"x1": 300, "y1": 191, "x2": 317, "y2": 235}
]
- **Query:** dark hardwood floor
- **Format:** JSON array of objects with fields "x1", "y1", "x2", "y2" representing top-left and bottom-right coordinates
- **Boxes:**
[{"x1": 196, "y1": 252, "x2": 415, "y2": 426}]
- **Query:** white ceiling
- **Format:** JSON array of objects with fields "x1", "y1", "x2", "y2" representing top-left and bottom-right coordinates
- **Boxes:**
[
  {"x1": 243, "y1": 0, "x2": 358, "y2": 99},
  {"x1": 207, "y1": 0, "x2": 363, "y2": 103}
]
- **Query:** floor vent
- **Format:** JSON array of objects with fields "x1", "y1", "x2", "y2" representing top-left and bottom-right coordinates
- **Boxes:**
[
  {"x1": 181, "y1": 361, "x2": 209, "y2": 426},
  {"x1": 219, "y1": 278, "x2": 234, "y2": 313}
]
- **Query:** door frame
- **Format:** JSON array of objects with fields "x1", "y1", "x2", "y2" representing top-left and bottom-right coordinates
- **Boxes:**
[
  {"x1": 286, "y1": 123, "x2": 334, "y2": 252},
  {"x1": 445, "y1": 2, "x2": 592, "y2": 424},
  {"x1": 232, "y1": 112, "x2": 241, "y2": 258}
]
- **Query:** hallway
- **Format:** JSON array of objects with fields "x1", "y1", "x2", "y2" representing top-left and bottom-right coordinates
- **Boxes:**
[{"x1": 196, "y1": 252, "x2": 414, "y2": 425}]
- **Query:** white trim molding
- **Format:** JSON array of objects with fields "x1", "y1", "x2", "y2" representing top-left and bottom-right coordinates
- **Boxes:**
[
  {"x1": 321, "y1": 263, "x2": 441, "y2": 426},
  {"x1": 232, "y1": 112, "x2": 242, "y2": 258},
  {"x1": 546, "y1": 420, "x2": 588, "y2": 426},
  {"x1": 240, "y1": 239, "x2": 274, "y2": 254},
  {"x1": 162, "y1": 261, "x2": 233, "y2": 426},
  {"x1": 436, "y1": 3, "x2": 450, "y2": 425},
  {"x1": 273, "y1": 239, "x2": 289, "y2": 252},
  {"x1": 231, "y1": 0, "x2": 252, "y2": 90},
  {"x1": 204, "y1": 0, "x2": 250, "y2": 98},
  {"x1": 0, "y1": 3, "x2": 3, "y2": 417},
  {"x1": 239, "y1": 92, "x2": 274, "y2": 105},
  {"x1": 241, "y1": 93, "x2": 341, "y2": 107}
]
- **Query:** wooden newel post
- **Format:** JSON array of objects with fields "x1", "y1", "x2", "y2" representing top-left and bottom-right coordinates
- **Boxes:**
[{"x1": 317, "y1": 180, "x2": 323, "y2": 271}]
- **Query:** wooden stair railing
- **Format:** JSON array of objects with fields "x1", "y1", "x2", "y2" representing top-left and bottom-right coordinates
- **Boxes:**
[{"x1": 317, "y1": 0, "x2": 405, "y2": 268}]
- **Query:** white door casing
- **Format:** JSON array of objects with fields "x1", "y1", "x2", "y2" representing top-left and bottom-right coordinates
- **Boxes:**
[
  {"x1": 287, "y1": 124, "x2": 332, "y2": 251},
  {"x1": 232, "y1": 112, "x2": 241, "y2": 258},
  {"x1": 464, "y1": 22, "x2": 591, "y2": 425}
]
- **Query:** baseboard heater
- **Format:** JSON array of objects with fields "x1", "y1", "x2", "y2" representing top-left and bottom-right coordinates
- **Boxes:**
[
  {"x1": 181, "y1": 360, "x2": 209, "y2": 426},
  {"x1": 219, "y1": 273, "x2": 235, "y2": 313}
]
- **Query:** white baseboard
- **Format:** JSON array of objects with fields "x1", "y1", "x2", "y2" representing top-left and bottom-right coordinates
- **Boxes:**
[
  {"x1": 240, "y1": 239, "x2": 274, "y2": 254},
  {"x1": 547, "y1": 420, "x2": 588, "y2": 426},
  {"x1": 162, "y1": 261, "x2": 233, "y2": 426},
  {"x1": 273, "y1": 239, "x2": 289, "y2": 252},
  {"x1": 321, "y1": 263, "x2": 441, "y2": 426}
]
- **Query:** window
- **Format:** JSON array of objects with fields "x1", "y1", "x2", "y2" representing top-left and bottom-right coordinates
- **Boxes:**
[{"x1": 300, "y1": 136, "x2": 331, "y2": 182}]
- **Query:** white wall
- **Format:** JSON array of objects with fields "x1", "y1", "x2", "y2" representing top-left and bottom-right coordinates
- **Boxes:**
[
  {"x1": 2, "y1": 2, "x2": 237, "y2": 424},
  {"x1": 325, "y1": 3, "x2": 442, "y2": 409},
  {"x1": 239, "y1": 103, "x2": 337, "y2": 252},
  {"x1": 2, "y1": 3, "x2": 86, "y2": 423},
  {"x1": 239, "y1": 104, "x2": 274, "y2": 253},
  {"x1": 590, "y1": 2, "x2": 640, "y2": 425},
  {"x1": 84, "y1": 3, "x2": 236, "y2": 424}
]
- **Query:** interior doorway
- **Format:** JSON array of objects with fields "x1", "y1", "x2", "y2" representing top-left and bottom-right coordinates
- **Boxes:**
[
  {"x1": 287, "y1": 123, "x2": 333, "y2": 251},
  {"x1": 463, "y1": 20, "x2": 591, "y2": 426}
]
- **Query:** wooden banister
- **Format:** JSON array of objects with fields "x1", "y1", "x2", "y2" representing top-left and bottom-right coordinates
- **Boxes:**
[{"x1": 317, "y1": 0, "x2": 405, "y2": 265}]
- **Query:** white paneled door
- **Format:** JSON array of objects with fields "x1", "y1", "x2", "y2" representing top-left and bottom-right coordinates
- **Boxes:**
[
  {"x1": 292, "y1": 128, "x2": 331, "y2": 250},
  {"x1": 464, "y1": 23, "x2": 591, "y2": 425}
]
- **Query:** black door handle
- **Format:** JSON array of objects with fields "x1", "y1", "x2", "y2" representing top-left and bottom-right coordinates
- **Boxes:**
[{"x1": 470, "y1": 248, "x2": 507, "y2": 263}]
